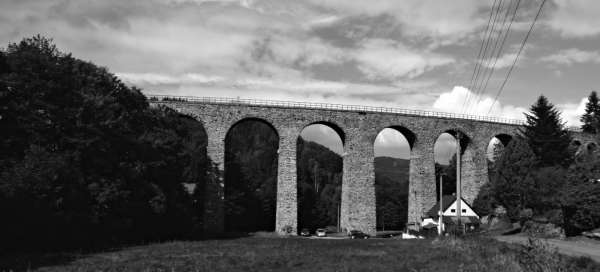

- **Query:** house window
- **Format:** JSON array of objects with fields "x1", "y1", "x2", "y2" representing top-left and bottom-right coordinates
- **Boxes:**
[
  {"x1": 462, "y1": 209, "x2": 466, "y2": 213},
  {"x1": 451, "y1": 209, "x2": 456, "y2": 213}
]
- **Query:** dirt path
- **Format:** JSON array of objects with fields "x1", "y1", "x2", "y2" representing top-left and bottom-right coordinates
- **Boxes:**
[{"x1": 494, "y1": 234, "x2": 600, "y2": 262}]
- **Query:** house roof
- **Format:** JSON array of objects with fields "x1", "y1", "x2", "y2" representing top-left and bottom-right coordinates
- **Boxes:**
[
  {"x1": 426, "y1": 196, "x2": 476, "y2": 218},
  {"x1": 426, "y1": 195, "x2": 458, "y2": 218}
]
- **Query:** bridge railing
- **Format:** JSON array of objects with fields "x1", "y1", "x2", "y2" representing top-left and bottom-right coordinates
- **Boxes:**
[{"x1": 147, "y1": 94, "x2": 530, "y2": 125}]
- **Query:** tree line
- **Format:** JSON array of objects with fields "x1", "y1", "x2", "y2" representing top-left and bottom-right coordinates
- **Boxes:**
[{"x1": 474, "y1": 93, "x2": 600, "y2": 236}]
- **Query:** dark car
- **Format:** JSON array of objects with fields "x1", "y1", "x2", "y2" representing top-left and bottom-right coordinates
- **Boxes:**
[
  {"x1": 300, "y1": 228, "x2": 311, "y2": 237},
  {"x1": 348, "y1": 230, "x2": 370, "y2": 239}
]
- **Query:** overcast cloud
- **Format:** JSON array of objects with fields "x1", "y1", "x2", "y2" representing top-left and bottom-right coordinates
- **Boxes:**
[{"x1": 2, "y1": 0, "x2": 599, "y2": 153}]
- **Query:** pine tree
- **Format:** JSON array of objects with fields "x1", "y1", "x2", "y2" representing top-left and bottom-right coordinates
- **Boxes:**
[
  {"x1": 520, "y1": 95, "x2": 573, "y2": 167},
  {"x1": 580, "y1": 91, "x2": 600, "y2": 134}
]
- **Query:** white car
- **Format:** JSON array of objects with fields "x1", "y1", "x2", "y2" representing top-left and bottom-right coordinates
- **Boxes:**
[{"x1": 316, "y1": 228, "x2": 327, "y2": 237}]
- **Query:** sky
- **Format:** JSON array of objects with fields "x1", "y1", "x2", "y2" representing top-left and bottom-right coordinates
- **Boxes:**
[{"x1": 2, "y1": 0, "x2": 599, "y2": 162}]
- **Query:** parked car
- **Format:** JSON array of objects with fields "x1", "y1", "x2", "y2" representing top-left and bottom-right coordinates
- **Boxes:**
[
  {"x1": 348, "y1": 230, "x2": 369, "y2": 239},
  {"x1": 300, "y1": 228, "x2": 311, "y2": 237},
  {"x1": 316, "y1": 228, "x2": 327, "y2": 237}
]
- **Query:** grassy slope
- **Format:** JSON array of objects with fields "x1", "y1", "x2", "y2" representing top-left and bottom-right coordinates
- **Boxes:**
[{"x1": 19, "y1": 236, "x2": 599, "y2": 272}]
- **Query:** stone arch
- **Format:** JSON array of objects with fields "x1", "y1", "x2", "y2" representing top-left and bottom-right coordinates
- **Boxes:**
[
  {"x1": 225, "y1": 117, "x2": 280, "y2": 140},
  {"x1": 494, "y1": 133, "x2": 513, "y2": 146},
  {"x1": 486, "y1": 133, "x2": 513, "y2": 162},
  {"x1": 372, "y1": 126, "x2": 415, "y2": 231},
  {"x1": 441, "y1": 128, "x2": 471, "y2": 154},
  {"x1": 223, "y1": 117, "x2": 280, "y2": 232},
  {"x1": 385, "y1": 126, "x2": 417, "y2": 149},
  {"x1": 296, "y1": 121, "x2": 345, "y2": 233},
  {"x1": 301, "y1": 121, "x2": 346, "y2": 146}
]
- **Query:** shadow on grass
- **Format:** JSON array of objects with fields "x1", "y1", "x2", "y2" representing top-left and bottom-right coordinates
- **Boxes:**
[{"x1": 0, "y1": 232, "x2": 253, "y2": 271}]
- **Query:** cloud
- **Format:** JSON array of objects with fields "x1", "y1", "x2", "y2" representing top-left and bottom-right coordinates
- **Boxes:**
[
  {"x1": 306, "y1": 0, "x2": 489, "y2": 43},
  {"x1": 432, "y1": 86, "x2": 588, "y2": 127},
  {"x1": 118, "y1": 73, "x2": 225, "y2": 85},
  {"x1": 540, "y1": 48, "x2": 600, "y2": 66},
  {"x1": 432, "y1": 86, "x2": 526, "y2": 121},
  {"x1": 546, "y1": 0, "x2": 600, "y2": 38},
  {"x1": 130, "y1": 74, "x2": 438, "y2": 108},
  {"x1": 480, "y1": 52, "x2": 519, "y2": 69},
  {"x1": 354, "y1": 39, "x2": 454, "y2": 80},
  {"x1": 556, "y1": 98, "x2": 587, "y2": 128}
]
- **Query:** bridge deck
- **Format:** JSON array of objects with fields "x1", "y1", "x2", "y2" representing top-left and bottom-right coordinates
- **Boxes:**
[{"x1": 147, "y1": 94, "x2": 525, "y2": 126}]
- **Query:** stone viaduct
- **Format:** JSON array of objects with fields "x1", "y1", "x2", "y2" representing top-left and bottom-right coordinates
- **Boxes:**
[{"x1": 149, "y1": 95, "x2": 595, "y2": 235}]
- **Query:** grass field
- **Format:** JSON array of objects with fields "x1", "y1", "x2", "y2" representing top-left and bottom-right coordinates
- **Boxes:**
[{"x1": 4, "y1": 235, "x2": 599, "y2": 271}]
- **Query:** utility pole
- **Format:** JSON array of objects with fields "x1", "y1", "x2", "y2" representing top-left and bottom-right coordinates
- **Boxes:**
[
  {"x1": 456, "y1": 131, "x2": 462, "y2": 233},
  {"x1": 438, "y1": 174, "x2": 443, "y2": 235},
  {"x1": 337, "y1": 201, "x2": 341, "y2": 232},
  {"x1": 313, "y1": 162, "x2": 319, "y2": 193}
]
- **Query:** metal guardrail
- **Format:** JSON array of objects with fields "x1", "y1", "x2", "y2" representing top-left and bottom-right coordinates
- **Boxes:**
[
  {"x1": 146, "y1": 94, "x2": 583, "y2": 131},
  {"x1": 146, "y1": 94, "x2": 525, "y2": 125}
]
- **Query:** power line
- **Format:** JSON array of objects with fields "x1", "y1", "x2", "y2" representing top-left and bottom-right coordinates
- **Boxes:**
[
  {"x1": 462, "y1": 0, "x2": 502, "y2": 114},
  {"x1": 471, "y1": 0, "x2": 521, "y2": 112},
  {"x1": 464, "y1": 0, "x2": 505, "y2": 113},
  {"x1": 460, "y1": 0, "x2": 499, "y2": 113},
  {"x1": 467, "y1": 0, "x2": 511, "y2": 113},
  {"x1": 488, "y1": 0, "x2": 547, "y2": 114}
]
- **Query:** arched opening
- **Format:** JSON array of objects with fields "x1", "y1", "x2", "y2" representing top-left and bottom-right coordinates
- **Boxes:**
[
  {"x1": 224, "y1": 118, "x2": 279, "y2": 232},
  {"x1": 170, "y1": 113, "x2": 210, "y2": 235},
  {"x1": 434, "y1": 130, "x2": 469, "y2": 201},
  {"x1": 297, "y1": 123, "x2": 344, "y2": 234},
  {"x1": 373, "y1": 127, "x2": 414, "y2": 231},
  {"x1": 486, "y1": 134, "x2": 513, "y2": 175}
]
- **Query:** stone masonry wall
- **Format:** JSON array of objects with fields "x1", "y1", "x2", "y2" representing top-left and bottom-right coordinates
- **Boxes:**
[{"x1": 153, "y1": 101, "x2": 520, "y2": 235}]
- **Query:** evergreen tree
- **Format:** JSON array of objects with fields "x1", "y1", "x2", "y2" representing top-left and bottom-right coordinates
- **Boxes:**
[
  {"x1": 562, "y1": 152, "x2": 600, "y2": 236},
  {"x1": 489, "y1": 137, "x2": 538, "y2": 220},
  {"x1": 520, "y1": 95, "x2": 573, "y2": 167},
  {"x1": 580, "y1": 91, "x2": 600, "y2": 134}
]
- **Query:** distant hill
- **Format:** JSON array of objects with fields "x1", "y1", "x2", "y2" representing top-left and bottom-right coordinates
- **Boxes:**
[
  {"x1": 297, "y1": 137, "x2": 343, "y2": 230},
  {"x1": 374, "y1": 156, "x2": 409, "y2": 230},
  {"x1": 375, "y1": 156, "x2": 409, "y2": 181}
]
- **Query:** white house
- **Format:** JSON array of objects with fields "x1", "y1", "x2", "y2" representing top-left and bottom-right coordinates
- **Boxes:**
[{"x1": 422, "y1": 195, "x2": 480, "y2": 230}]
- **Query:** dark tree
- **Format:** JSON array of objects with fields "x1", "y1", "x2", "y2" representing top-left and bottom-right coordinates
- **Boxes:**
[
  {"x1": 561, "y1": 148, "x2": 600, "y2": 236},
  {"x1": 224, "y1": 120, "x2": 278, "y2": 232},
  {"x1": 580, "y1": 91, "x2": 600, "y2": 134},
  {"x1": 489, "y1": 137, "x2": 538, "y2": 220},
  {"x1": 0, "y1": 36, "x2": 209, "y2": 251},
  {"x1": 520, "y1": 95, "x2": 573, "y2": 167}
]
